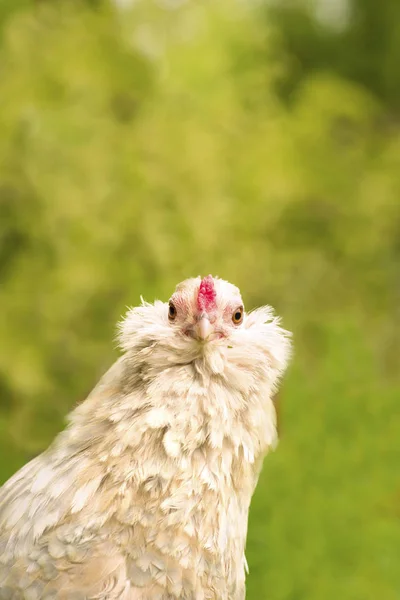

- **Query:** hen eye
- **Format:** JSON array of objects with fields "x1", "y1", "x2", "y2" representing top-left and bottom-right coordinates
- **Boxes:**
[
  {"x1": 232, "y1": 306, "x2": 244, "y2": 325},
  {"x1": 168, "y1": 302, "x2": 177, "y2": 321}
]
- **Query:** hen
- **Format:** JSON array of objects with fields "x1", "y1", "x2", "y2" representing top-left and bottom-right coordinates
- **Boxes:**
[{"x1": 0, "y1": 275, "x2": 291, "y2": 600}]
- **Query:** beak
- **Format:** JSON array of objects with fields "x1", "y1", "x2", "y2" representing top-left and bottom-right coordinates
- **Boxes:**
[{"x1": 195, "y1": 316, "x2": 213, "y2": 341}]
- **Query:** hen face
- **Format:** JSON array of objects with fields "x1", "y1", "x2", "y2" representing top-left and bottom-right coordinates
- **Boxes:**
[
  {"x1": 168, "y1": 275, "x2": 244, "y2": 342},
  {"x1": 119, "y1": 274, "x2": 290, "y2": 379}
]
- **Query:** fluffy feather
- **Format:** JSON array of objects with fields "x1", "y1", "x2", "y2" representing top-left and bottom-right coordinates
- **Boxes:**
[{"x1": 0, "y1": 276, "x2": 291, "y2": 600}]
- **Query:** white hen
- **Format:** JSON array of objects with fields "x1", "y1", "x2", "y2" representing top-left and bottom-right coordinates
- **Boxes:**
[{"x1": 0, "y1": 275, "x2": 291, "y2": 600}]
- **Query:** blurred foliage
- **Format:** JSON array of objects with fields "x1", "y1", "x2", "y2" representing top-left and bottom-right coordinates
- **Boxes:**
[
  {"x1": 0, "y1": 1, "x2": 399, "y2": 599},
  {"x1": 267, "y1": 0, "x2": 400, "y2": 113}
]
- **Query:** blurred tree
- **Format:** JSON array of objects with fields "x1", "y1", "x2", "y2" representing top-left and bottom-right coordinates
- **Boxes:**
[{"x1": 267, "y1": 0, "x2": 400, "y2": 114}]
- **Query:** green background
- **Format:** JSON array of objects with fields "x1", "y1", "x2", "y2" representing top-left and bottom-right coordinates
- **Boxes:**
[{"x1": 0, "y1": 1, "x2": 399, "y2": 598}]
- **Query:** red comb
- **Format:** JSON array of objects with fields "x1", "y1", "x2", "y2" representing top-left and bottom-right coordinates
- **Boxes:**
[{"x1": 197, "y1": 275, "x2": 217, "y2": 312}]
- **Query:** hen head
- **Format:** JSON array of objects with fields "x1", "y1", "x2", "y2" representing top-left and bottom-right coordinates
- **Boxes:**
[
  {"x1": 119, "y1": 275, "x2": 290, "y2": 383},
  {"x1": 168, "y1": 275, "x2": 244, "y2": 342}
]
